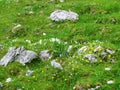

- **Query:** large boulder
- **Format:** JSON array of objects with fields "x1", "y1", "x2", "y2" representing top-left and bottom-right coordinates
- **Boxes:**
[
  {"x1": 50, "y1": 10, "x2": 79, "y2": 21},
  {"x1": 0, "y1": 46, "x2": 38, "y2": 66}
]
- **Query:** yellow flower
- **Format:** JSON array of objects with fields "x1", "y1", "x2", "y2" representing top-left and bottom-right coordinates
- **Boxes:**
[
  {"x1": 108, "y1": 55, "x2": 111, "y2": 58},
  {"x1": 42, "y1": 70, "x2": 44, "y2": 73},
  {"x1": 32, "y1": 76, "x2": 35, "y2": 78},
  {"x1": 64, "y1": 79, "x2": 67, "y2": 81},
  {"x1": 52, "y1": 77, "x2": 54, "y2": 79},
  {"x1": 85, "y1": 60, "x2": 89, "y2": 62},
  {"x1": 100, "y1": 60, "x2": 102, "y2": 62}
]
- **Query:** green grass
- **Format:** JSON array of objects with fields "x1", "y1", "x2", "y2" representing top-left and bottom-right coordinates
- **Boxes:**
[{"x1": 0, "y1": 0, "x2": 120, "y2": 90}]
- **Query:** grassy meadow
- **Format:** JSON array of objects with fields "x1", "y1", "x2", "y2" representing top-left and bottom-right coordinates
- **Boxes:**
[{"x1": 0, "y1": 0, "x2": 120, "y2": 90}]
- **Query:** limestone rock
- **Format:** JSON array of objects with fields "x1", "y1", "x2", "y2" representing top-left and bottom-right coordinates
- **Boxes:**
[
  {"x1": 0, "y1": 46, "x2": 38, "y2": 66},
  {"x1": 51, "y1": 60, "x2": 63, "y2": 69},
  {"x1": 50, "y1": 10, "x2": 79, "y2": 21},
  {"x1": 39, "y1": 50, "x2": 53, "y2": 61},
  {"x1": 78, "y1": 46, "x2": 88, "y2": 53},
  {"x1": 26, "y1": 70, "x2": 34, "y2": 76},
  {"x1": 84, "y1": 54, "x2": 97, "y2": 62}
]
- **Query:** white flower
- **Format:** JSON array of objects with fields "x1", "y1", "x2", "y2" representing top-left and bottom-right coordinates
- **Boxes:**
[
  {"x1": 107, "y1": 80, "x2": 114, "y2": 84},
  {"x1": 67, "y1": 45, "x2": 72, "y2": 52},
  {"x1": 50, "y1": 38, "x2": 61, "y2": 44},
  {"x1": 43, "y1": 33, "x2": 46, "y2": 36},
  {"x1": 106, "y1": 49, "x2": 115, "y2": 54},
  {"x1": 105, "y1": 67, "x2": 111, "y2": 71},
  {"x1": 29, "y1": 11, "x2": 34, "y2": 15},
  {"x1": 26, "y1": 40, "x2": 31, "y2": 44},
  {"x1": 59, "y1": 0, "x2": 64, "y2": 2},
  {"x1": 6, "y1": 78, "x2": 12, "y2": 83},
  {"x1": 38, "y1": 39, "x2": 42, "y2": 44}
]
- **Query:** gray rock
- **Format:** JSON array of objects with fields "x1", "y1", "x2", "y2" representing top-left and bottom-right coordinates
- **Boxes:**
[
  {"x1": 100, "y1": 52, "x2": 108, "y2": 60},
  {"x1": 39, "y1": 50, "x2": 52, "y2": 61},
  {"x1": 106, "y1": 49, "x2": 115, "y2": 54},
  {"x1": 84, "y1": 54, "x2": 97, "y2": 62},
  {"x1": 26, "y1": 70, "x2": 34, "y2": 76},
  {"x1": 51, "y1": 60, "x2": 63, "y2": 69},
  {"x1": 0, "y1": 46, "x2": 38, "y2": 66},
  {"x1": 78, "y1": 46, "x2": 88, "y2": 53},
  {"x1": 50, "y1": 10, "x2": 79, "y2": 21}
]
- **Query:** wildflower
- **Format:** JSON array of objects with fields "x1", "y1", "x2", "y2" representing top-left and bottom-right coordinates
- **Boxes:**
[
  {"x1": 67, "y1": 45, "x2": 72, "y2": 52},
  {"x1": 100, "y1": 60, "x2": 103, "y2": 62},
  {"x1": 50, "y1": 38, "x2": 61, "y2": 44},
  {"x1": 105, "y1": 67, "x2": 111, "y2": 71},
  {"x1": 85, "y1": 59, "x2": 89, "y2": 62},
  {"x1": 43, "y1": 33, "x2": 46, "y2": 36},
  {"x1": 26, "y1": 40, "x2": 31, "y2": 44},
  {"x1": 107, "y1": 80, "x2": 114, "y2": 84},
  {"x1": 6, "y1": 78, "x2": 12, "y2": 83},
  {"x1": 29, "y1": 11, "x2": 34, "y2": 15},
  {"x1": 39, "y1": 39, "x2": 42, "y2": 44}
]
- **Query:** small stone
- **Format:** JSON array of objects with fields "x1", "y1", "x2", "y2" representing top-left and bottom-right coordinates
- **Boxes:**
[
  {"x1": 84, "y1": 54, "x2": 97, "y2": 62},
  {"x1": 50, "y1": 10, "x2": 79, "y2": 21},
  {"x1": 100, "y1": 52, "x2": 108, "y2": 60},
  {"x1": 12, "y1": 24, "x2": 22, "y2": 33},
  {"x1": 51, "y1": 60, "x2": 63, "y2": 69},
  {"x1": 106, "y1": 49, "x2": 115, "y2": 54},
  {"x1": 26, "y1": 70, "x2": 34, "y2": 76},
  {"x1": 25, "y1": 40, "x2": 31, "y2": 44},
  {"x1": 50, "y1": 38, "x2": 61, "y2": 44},
  {"x1": 110, "y1": 59, "x2": 115, "y2": 64},
  {"x1": 94, "y1": 46, "x2": 103, "y2": 52},
  {"x1": 39, "y1": 50, "x2": 53, "y2": 61},
  {"x1": 6, "y1": 78, "x2": 12, "y2": 83},
  {"x1": 107, "y1": 80, "x2": 114, "y2": 84},
  {"x1": 29, "y1": 11, "x2": 34, "y2": 15},
  {"x1": 78, "y1": 46, "x2": 88, "y2": 53}
]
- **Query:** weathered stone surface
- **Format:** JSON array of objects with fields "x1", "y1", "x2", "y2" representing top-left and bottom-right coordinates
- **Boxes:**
[
  {"x1": 26, "y1": 70, "x2": 34, "y2": 76},
  {"x1": 78, "y1": 46, "x2": 88, "y2": 53},
  {"x1": 0, "y1": 46, "x2": 38, "y2": 66},
  {"x1": 51, "y1": 60, "x2": 63, "y2": 69},
  {"x1": 39, "y1": 50, "x2": 52, "y2": 61},
  {"x1": 84, "y1": 54, "x2": 97, "y2": 63},
  {"x1": 50, "y1": 10, "x2": 79, "y2": 21}
]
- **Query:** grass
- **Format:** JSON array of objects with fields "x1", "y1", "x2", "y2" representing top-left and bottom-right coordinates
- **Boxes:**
[{"x1": 0, "y1": 0, "x2": 120, "y2": 90}]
